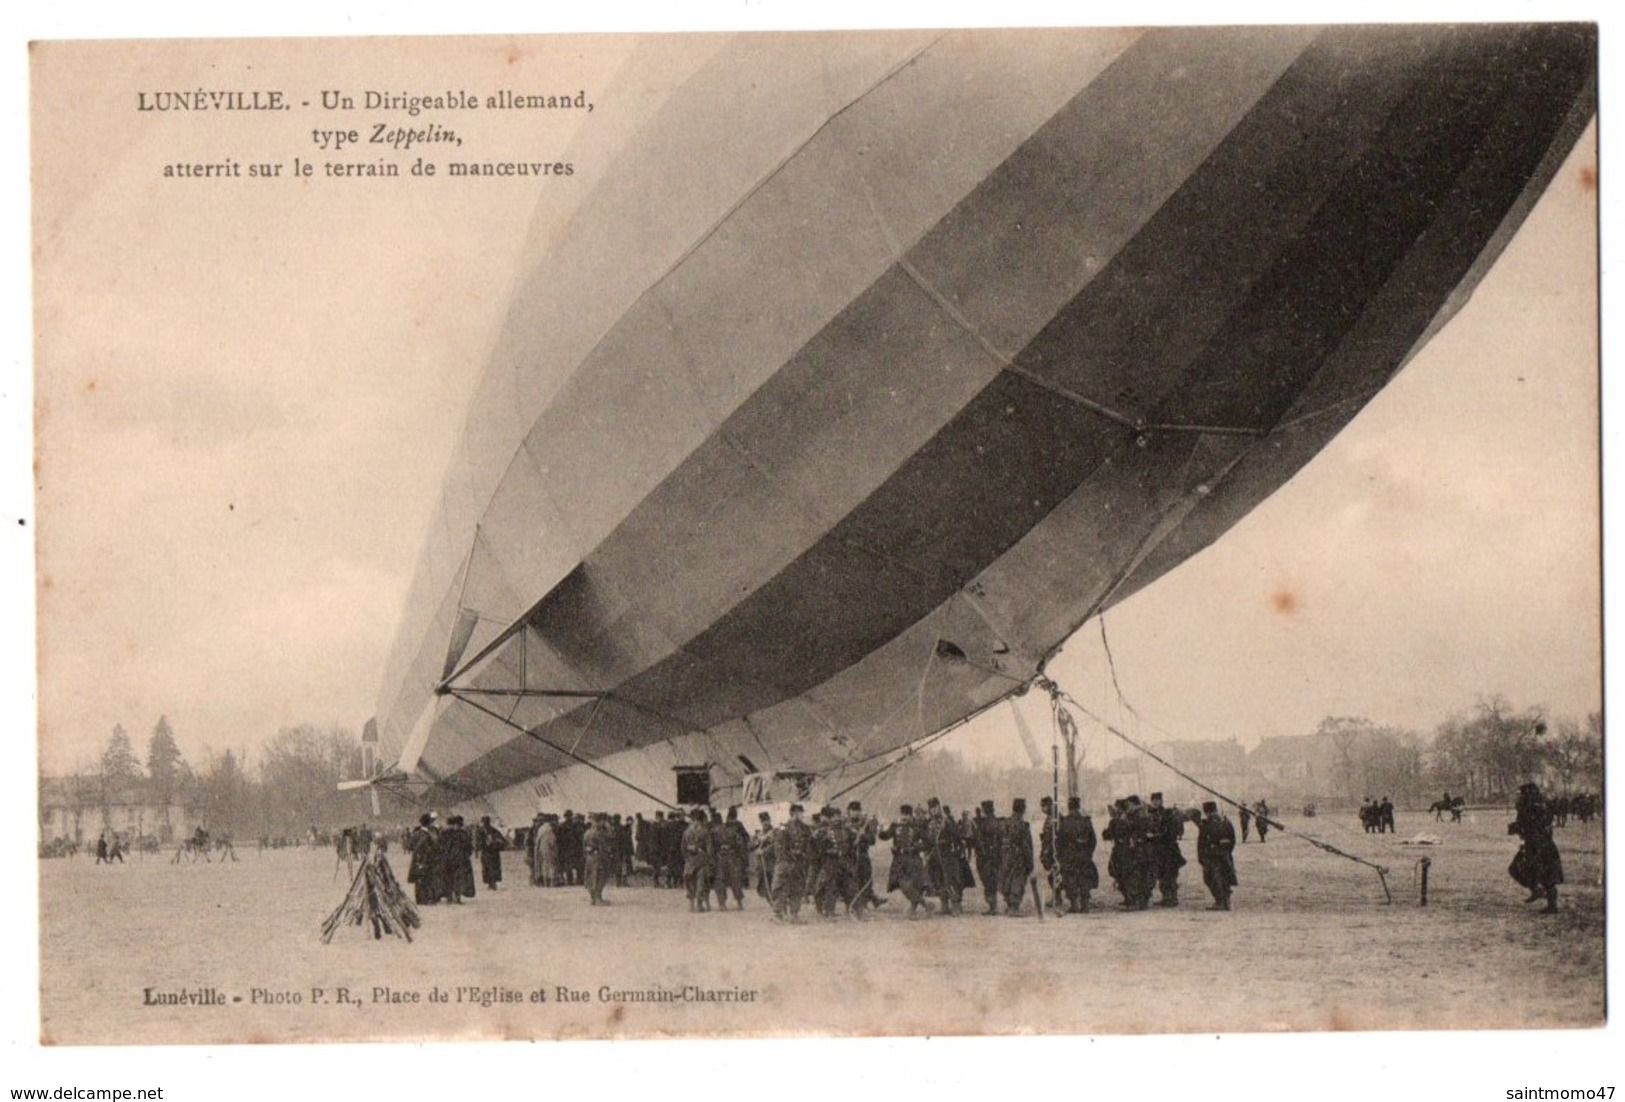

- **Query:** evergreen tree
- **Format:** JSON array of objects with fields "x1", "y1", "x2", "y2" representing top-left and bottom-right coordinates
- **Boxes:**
[
  {"x1": 146, "y1": 716, "x2": 186, "y2": 799},
  {"x1": 100, "y1": 725, "x2": 142, "y2": 783}
]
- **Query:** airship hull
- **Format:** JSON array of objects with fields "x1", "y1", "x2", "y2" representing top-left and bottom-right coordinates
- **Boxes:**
[{"x1": 372, "y1": 24, "x2": 1595, "y2": 821}]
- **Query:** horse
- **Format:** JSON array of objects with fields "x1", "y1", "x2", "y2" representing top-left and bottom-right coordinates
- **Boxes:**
[{"x1": 1428, "y1": 796, "x2": 1465, "y2": 823}]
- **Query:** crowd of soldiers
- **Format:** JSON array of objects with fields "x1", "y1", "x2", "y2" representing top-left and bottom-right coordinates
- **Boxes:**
[
  {"x1": 700, "y1": 791, "x2": 1244, "y2": 922},
  {"x1": 391, "y1": 781, "x2": 1598, "y2": 921},
  {"x1": 522, "y1": 810, "x2": 639, "y2": 892},
  {"x1": 1550, "y1": 791, "x2": 1600, "y2": 826}
]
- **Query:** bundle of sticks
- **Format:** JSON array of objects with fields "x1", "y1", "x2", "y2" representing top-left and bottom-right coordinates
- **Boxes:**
[{"x1": 320, "y1": 848, "x2": 422, "y2": 943}]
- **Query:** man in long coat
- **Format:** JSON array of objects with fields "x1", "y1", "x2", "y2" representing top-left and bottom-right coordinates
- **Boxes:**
[
  {"x1": 972, "y1": 800, "x2": 1002, "y2": 915},
  {"x1": 406, "y1": 813, "x2": 442, "y2": 905},
  {"x1": 879, "y1": 804, "x2": 929, "y2": 916},
  {"x1": 770, "y1": 804, "x2": 812, "y2": 922},
  {"x1": 681, "y1": 808, "x2": 714, "y2": 912},
  {"x1": 1509, "y1": 782, "x2": 1564, "y2": 913},
  {"x1": 475, "y1": 815, "x2": 504, "y2": 890},
  {"x1": 1147, "y1": 792, "x2": 1186, "y2": 907},
  {"x1": 442, "y1": 815, "x2": 476, "y2": 902},
  {"x1": 1196, "y1": 801, "x2": 1238, "y2": 911},
  {"x1": 1055, "y1": 796, "x2": 1099, "y2": 913},
  {"x1": 713, "y1": 807, "x2": 750, "y2": 910},
  {"x1": 998, "y1": 798, "x2": 1035, "y2": 916}
]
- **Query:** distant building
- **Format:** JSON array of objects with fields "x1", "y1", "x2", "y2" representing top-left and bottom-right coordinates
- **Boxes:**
[
  {"x1": 38, "y1": 775, "x2": 199, "y2": 845},
  {"x1": 1246, "y1": 735, "x2": 1343, "y2": 802},
  {"x1": 1102, "y1": 739, "x2": 1249, "y2": 808}
]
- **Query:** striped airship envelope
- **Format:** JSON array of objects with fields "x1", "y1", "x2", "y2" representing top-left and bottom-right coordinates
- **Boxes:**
[{"x1": 369, "y1": 25, "x2": 1595, "y2": 819}]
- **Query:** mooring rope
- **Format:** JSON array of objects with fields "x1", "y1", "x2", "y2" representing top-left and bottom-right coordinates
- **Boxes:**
[{"x1": 1039, "y1": 672, "x2": 1393, "y2": 901}]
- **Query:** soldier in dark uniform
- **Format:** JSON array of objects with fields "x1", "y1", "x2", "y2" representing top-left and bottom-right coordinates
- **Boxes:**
[
  {"x1": 1104, "y1": 796, "x2": 1154, "y2": 909},
  {"x1": 810, "y1": 808, "x2": 848, "y2": 918},
  {"x1": 879, "y1": 804, "x2": 930, "y2": 916},
  {"x1": 409, "y1": 815, "x2": 448, "y2": 903},
  {"x1": 1253, "y1": 799, "x2": 1271, "y2": 843},
  {"x1": 616, "y1": 813, "x2": 634, "y2": 885},
  {"x1": 1509, "y1": 782, "x2": 1564, "y2": 913},
  {"x1": 442, "y1": 815, "x2": 476, "y2": 903},
  {"x1": 998, "y1": 797, "x2": 1035, "y2": 916},
  {"x1": 927, "y1": 800, "x2": 966, "y2": 915},
  {"x1": 1055, "y1": 796, "x2": 1098, "y2": 913},
  {"x1": 1196, "y1": 801, "x2": 1237, "y2": 910},
  {"x1": 682, "y1": 808, "x2": 715, "y2": 912},
  {"x1": 1147, "y1": 793, "x2": 1186, "y2": 907},
  {"x1": 844, "y1": 802, "x2": 882, "y2": 917},
  {"x1": 972, "y1": 800, "x2": 1002, "y2": 915},
  {"x1": 751, "y1": 811, "x2": 775, "y2": 900},
  {"x1": 714, "y1": 806, "x2": 750, "y2": 910},
  {"x1": 475, "y1": 815, "x2": 504, "y2": 890},
  {"x1": 770, "y1": 804, "x2": 812, "y2": 922},
  {"x1": 666, "y1": 812, "x2": 688, "y2": 889},
  {"x1": 635, "y1": 812, "x2": 651, "y2": 875}
]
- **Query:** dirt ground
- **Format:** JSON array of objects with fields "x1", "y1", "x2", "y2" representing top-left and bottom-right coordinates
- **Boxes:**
[{"x1": 37, "y1": 810, "x2": 1605, "y2": 1045}]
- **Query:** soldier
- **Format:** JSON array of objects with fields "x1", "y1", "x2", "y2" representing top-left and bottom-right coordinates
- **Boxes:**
[
  {"x1": 475, "y1": 815, "x2": 504, "y2": 891},
  {"x1": 1196, "y1": 801, "x2": 1238, "y2": 910},
  {"x1": 810, "y1": 808, "x2": 848, "y2": 918},
  {"x1": 844, "y1": 801, "x2": 882, "y2": 918},
  {"x1": 927, "y1": 800, "x2": 967, "y2": 915},
  {"x1": 1104, "y1": 796, "x2": 1153, "y2": 909},
  {"x1": 583, "y1": 812, "x2": 615, "y2": 905},
  {"x1": 879, "y1": 804, "x2": 930, "y2": 916},
  {"x1": 1253, "y1": 799, "x2": 1272, "y2": 843},
  {"x1": 770, "y1": 804, "x2": 813, "y2": 922},
  {"x1": 662, "y1": 810, "x2": 687, "y2": 888},
  {"x1": 972, "y1": 800, "x2": 1002, "y2": 915},
  {"x1": 442, "y1": 815, "x2": 476, "y2": 903},
  {"x1": 714, "y1": 806, "x2": 750, "y2": 910},
  {"x1": 1055, "y1": 796, "x2": 1098, "y2": 913},
  {"x1": 998, "y1": 797, "x2": 1035, "y2": 916},
  {"x1": 751, "y1": 811, "x2": 776, "y2": 900},
  {"x1": 1147, "y1": 792, "x2": 1186, "y2": 907},
  {"x1": 1509, "y1": 782, "x2": 1563, "y2": 913},
  {"x1": 681, "y1": 808, "x2": 715, "y2": 912}
]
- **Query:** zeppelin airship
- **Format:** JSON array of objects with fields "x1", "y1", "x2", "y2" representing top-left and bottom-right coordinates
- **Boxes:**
[{"x1": 364, "y1": 24, "x2": 1596, "y2": 822}]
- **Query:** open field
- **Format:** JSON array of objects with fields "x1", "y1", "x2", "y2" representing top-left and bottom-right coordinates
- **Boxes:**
[{"x1": 38, "y1": 810, "x2": 1604, "y2": 1044}]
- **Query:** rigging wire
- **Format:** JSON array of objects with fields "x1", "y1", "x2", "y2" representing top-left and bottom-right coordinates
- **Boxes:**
[{"x1": 1048, "y1": 618, "x2": 1394, "y2": 899}]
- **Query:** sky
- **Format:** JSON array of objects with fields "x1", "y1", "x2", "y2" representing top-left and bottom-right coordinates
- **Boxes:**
[{"x1": 24, "y1": 32, "x2": 1600, "y2": 779}]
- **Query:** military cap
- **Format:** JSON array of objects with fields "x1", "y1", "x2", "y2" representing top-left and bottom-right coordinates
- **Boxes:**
[
  {"x1": 789, "y1": 803, "x2": 804, "y2": 814},
  {"x1": 758, "y1": 811, "x2": 772, "y2": 822},
  {"x1": 1202, "y1": 801, "x2": 1219, "y2": 814},
  {"x1": 1150, "y1": 792, "x2": 1164, "y2": 802},
  {"x1": 1012, "y1": 798, "x2": 1027, "y2": 813},
  {"x1": 980, "y1": 799, "x2": 995, "y2": 813},
  {"x1": 927, "y1": 796, "x2": 941, "y2": 808},
  {"x1": 1067, "y1": 796, "x2": 1081, "y2": 811},
  {"x1": 847, "y1": 801, "x2": 863, "y2": 812},
  {"x1": 900, "y1": 804, "x2": 914, "y2": 815},
  {"x1": 418, "y1": 813, "x2": 434, "y2": 827},
  {"x1": 1124, "y1": 795, "x2": 1143, "y2": 808}
]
